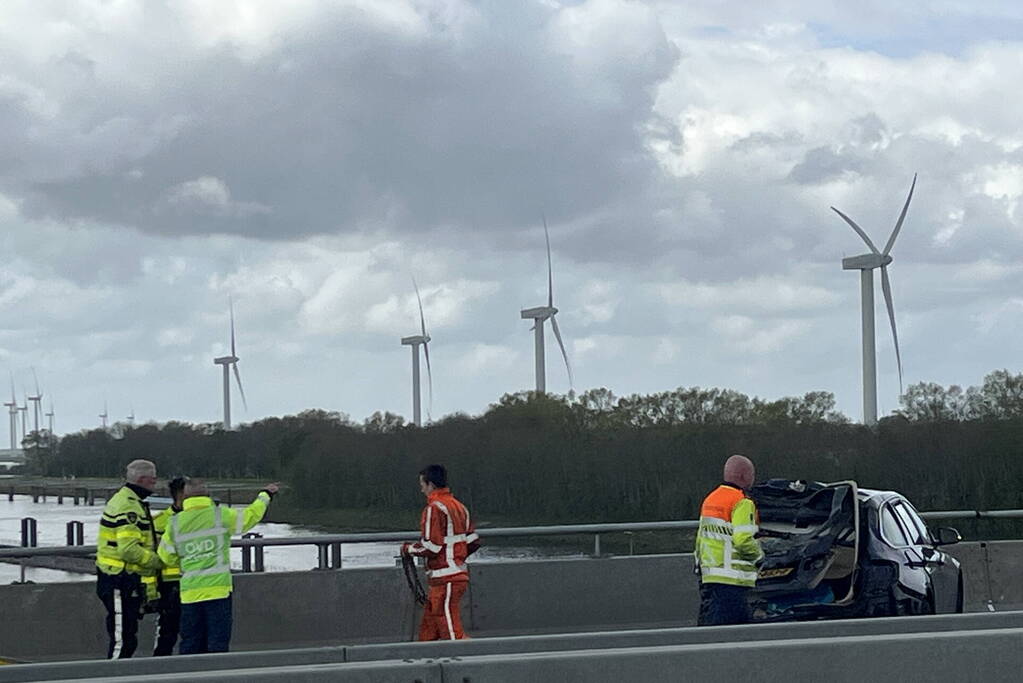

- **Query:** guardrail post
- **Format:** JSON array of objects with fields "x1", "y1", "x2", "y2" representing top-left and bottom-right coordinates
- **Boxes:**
[
  {"x1": 241, "y1": 533, "x2": 264, "y2": 573},
  {"x1": 593, "y1": 533, "x2": 601, "y2": 557},
  {"x1": 7, "y1": 486, "x2": 12, "y2": 501},
  {"x1": 20, "y1": 518, "x2": 38, "y2": 547},
  {"x1": 330, "y1": 542, "x2": 342, "y2": 569},
  {"x1": 625, "y1": 531, "x2": 634, "y2": 556},
  {"x1": 227, "y1": 488, "x2": 233, "y2": 506},
  {"x1": 57, "y1": 490, "x2": 63, "y2": 505},
  {"x1": 31, "y1": 486, "x2": 39, "y2": 503},
  {"x1": 317, "y1": 543, "x2": 329, "y2": 570},
  {"x1": 66, "y1": 521, "x2": 84, "y2": 545}
]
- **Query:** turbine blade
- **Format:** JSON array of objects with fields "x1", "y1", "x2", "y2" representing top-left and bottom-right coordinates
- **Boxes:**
[
  {"x1": 883, "y1": 173, "x2": 917, "y2": 256},
  {"x1": 413, "y1": 277, "x2": 427, "y2": 337},
  {"x1": 549, "y1": 314, "x2": 574, "y2": 389},
  {"x1": 9, "y1": 372, "x2": 15, "y2": 403},
  {"x1": 229, "y1": 297, "x2": 236, "y2": 357},
  {"x1": 880, "y1": 266, "x2": 903, "y2": 395},
  {"x1": 232, "y1": 363, "x2": 248, "y2": 411},
  {"x1": 543, "y1": 214, "x2": 553, "y2": 308},
  {"x1": 423, "y1": 341, "x2": 433, "y2": 421},
  {"x1": 831, "y1": 207, "x2": 881, "y2": 254},
  {"x1": 32, "y1": 367, "x2": 40, "y2": 396}
]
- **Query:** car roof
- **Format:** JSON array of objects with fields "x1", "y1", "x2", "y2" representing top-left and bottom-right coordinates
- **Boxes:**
[{"x1": 856, "y1": 487, "x2": 900, "y2": 502}]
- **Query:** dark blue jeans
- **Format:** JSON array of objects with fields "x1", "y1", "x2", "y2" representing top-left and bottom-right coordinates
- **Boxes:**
[
  {"x1": 179, "y1": 595, "x2": 233, "y2": 654},
  {"x1": 697, "y1": 583, "x2": 752, "y2": 626}
]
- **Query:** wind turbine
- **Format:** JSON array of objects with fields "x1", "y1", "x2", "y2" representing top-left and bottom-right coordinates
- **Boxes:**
[
  {"x1": 45, "y1": 402, "x2": 54, "y2": 435},
  {"x1": 26, "y1": 368, "x2": 42, "y2": 437},
  {"x1": 831, "y1": 174, "x2": 915, "y2": 426},
  {"x1": 18, "y1": 394, "x2": 28, "y2": 441},
  {"x1": 520, "y1": 217, "x2": 573, "y2": 393},
  {"x1": 126, "y1": 406, "x2": 135, "y2": 427},
  {"x1": 213, "y1": 299, "x2": 247, "y2": 430},
  {"x1": 99, "y1": 401, "x2": 108, "y2": 430},
  {"x1": 401, "y1": 279, "x2": 433, "y2": 427},
  {"x1": 3, "y1": 375, "x2": 16, "y2": 450}
]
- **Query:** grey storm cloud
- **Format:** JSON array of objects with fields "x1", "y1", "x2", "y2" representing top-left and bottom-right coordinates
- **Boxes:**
[{"x1": 1, "y1": 1, "x2": 679, "y2": 241}]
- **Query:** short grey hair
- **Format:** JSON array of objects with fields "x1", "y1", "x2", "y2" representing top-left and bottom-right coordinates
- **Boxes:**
[
  {"x1": 125, "y1": 459, "x2": 156, "y2": 483},
  {"x1": 183, "y1": 478, "x2": 209, "y2": 498}
]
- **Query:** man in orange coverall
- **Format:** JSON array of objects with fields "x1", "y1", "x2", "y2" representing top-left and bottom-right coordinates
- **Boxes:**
[{"x1": 401, "y1": 464, "x2": 480, "y2": 640}]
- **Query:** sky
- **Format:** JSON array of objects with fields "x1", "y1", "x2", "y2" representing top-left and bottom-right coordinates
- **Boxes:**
[{"x1": 2, "y1": 0, "x2": 1023, "y2": 435}]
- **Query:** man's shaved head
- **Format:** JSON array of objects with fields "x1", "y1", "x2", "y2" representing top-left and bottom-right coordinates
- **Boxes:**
[{"x1": 724, "y1": 454, "x2": 755, "y2": 490}]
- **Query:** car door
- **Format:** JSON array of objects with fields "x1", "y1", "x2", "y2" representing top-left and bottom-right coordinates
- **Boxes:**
[
  {"x1": 892, "y1": 499, "x2": 959, "y2": 613},
  {"x1": 877, "y1": 502, "x2": 930, "y2": 603}
]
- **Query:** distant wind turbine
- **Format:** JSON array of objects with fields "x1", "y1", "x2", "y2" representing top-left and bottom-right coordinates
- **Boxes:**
[
  {"x1": 831, "y1": 173, "x2": 916, "y2": 426},
  {"x1": 401, "y1": 279, "x2": 433, "y2": 427},
  {"x1": 27, "y1": 368, "x2": 43, "y2": 437},
  {"x1": 18, "y1": 394, "x2": 28, "y2": 440},
  {"x1": 3, "y1": 375, "x2": 17, "y2": 449},
  {"x1": 126, "y1": 406, "x2": 135, "y2": 427},
  {"x1": 45, "y1": 402, "x2": 54, "y2": 435},
  {"x1": 520, "y1": 217, "x2": 573, "y2": 393},
  {"x1": 213, "y1": 299, "x2": 247, "y2": 430},
  {"x1": 99, "y1": 401, "x2": 108, "y2": 430}
]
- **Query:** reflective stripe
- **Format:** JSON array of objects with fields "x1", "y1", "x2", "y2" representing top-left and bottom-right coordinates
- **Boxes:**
[
  {"x1": 734, "y1": 524, "x2": 758, "y2": 534},
  {"x1": 187, "y1": 563, "x2": 232, "y2": 577},
  {"x1": 420, "y1": 540, "x2": 442, "y2": 553},
  {"x1": 97, "y1": 556, "x2": 126, "y2": 569},
  {"x1": 235, "y1": 510, "x2": 246, "y2": 533},
  {"x1": 433, "y1": 501, "x2": 456, "y2": 570},
  {"x1": 111, "y1": 588, "x2": 123, "y2": 659},
  {"x1": 701, "y1": 566, "x2": 759, "y2": 581},
  {"x1": 445, "y1": 534, "x2": 467, "y2": 543},
  {"x1": 443, "y1": 582, "x2": 455, "y2": 640},
  {"x1": 428, "y1": 563, "x2": 467, "y2": 579},
  {"x1": 161, "y1": 542, "x2": 176, "y2": 555},
  {"x1": 465, "y1": 533, "x2": 479, "y2": 544},
  {"x1": 175, "y1": 527, "x2": 218, "y2": 542}
]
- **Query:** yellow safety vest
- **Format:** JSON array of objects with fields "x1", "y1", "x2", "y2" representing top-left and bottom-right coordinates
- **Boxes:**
[
  {"x1": 95, "y1": 485, "x2": 161, "y2": 580},
  {"x1": 157, "y1": 492, "x2": 270, "y2": 604},
  {"x1": 152, "y1": 507, "x2": 182, "y2": 582},
  {"x1": 694, "y1": 484, "x2": 764, "y2": 587}
]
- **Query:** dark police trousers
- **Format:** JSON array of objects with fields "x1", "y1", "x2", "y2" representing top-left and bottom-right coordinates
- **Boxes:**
[
  {"x1": 96, "y1": 570, "x2": 144, "y2": 659},
  {"x1": 698, "y1": 583, "x2": 752, "y2": 626},
  {"x1": 153, "y1": 581, "x2": 181, "y2": 656},
  {"x1": 179, "y1": 595, "x2": 233, "y2": 654}
]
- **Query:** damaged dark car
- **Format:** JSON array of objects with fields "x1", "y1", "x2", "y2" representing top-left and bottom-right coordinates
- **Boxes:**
[{"x1": 749, "y1": 480, "x2": 964, "y2": 622}]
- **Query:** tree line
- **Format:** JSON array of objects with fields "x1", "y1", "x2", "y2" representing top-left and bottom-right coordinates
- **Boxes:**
[{"x1": 26, "y1": 370, "x2": 1023, "y2": 524}]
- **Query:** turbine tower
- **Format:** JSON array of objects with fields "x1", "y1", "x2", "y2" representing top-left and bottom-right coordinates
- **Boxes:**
[
  {"x1": 3, "y1": 376, "x2": 16, "y2": 450},
  {"x1": 18, "y1": 395, "x2": 28, "y2": 441},
  {"x1": 126, "y1": 406, "x2": 135, "y2": 427},
  {"x1": 45, "y1": 402, "x2": 54, "y2": 435},
  {"x1": 26, "y1": 368, "x2": 42, "y2": 437},
  {"x1": 520, "y1": 217, "x2": 573, "y2": 393},
  {"x1": 831, "y1": 174, "x2": 915, "y2": 426},
  {"x1": 213, "y1": 299, "x2": 247, "y2": 430},
  {"x1": 99, "y1": 401, "x2": 108, "y2": 430},
  {"x1": 401, "y1": 279, "x2": 433, "y2": 427}
]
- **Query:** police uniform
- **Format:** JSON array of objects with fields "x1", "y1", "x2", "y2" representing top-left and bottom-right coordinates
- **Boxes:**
[{"x1": 95, "y1": 483, "x2": 162, "y2": 659}]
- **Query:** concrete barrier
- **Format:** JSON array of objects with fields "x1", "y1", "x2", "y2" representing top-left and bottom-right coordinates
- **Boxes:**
[
  {"x1": 441, "y1": 628, "x2": 1023, "y2": 683},
  {"x1": 31, "y1": 628, "x2": 1023, "y2": 683},
  {"x1": 5, "y1": 612, "x2": 1022, "y2": 682},
  {"x1": 1, "y1": 542, "x2": 1020, "y2": 662}
]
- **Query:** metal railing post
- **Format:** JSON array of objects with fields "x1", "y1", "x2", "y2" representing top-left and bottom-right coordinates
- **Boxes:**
[
  {"x1": 20, "y1": 518, "x2": 38, "y2": 547},
  {"x1": 330, "y1": 542, "x2": 342, "y2": 569},
  {"x1": 65, "y1": 521, "x2": 84, "y2": 545},
  {"x1": 593, "y1": 533, "x2": 601, "y2": 557},
  {"x1": 317, "y1": 543, "x2": 328, "y2": 570}
]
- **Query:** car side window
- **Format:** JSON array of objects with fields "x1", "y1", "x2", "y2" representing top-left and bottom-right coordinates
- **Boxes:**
[
  {"x1": 880, "y1": 505, "x2": 910, "y2": 547},
  {"x1": 892, "y1": 501, "x2": 929, "y2": 545}
]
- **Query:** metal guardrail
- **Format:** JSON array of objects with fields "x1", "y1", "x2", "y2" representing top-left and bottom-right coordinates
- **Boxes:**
[{"x1": 2, "y1": 510, "x2": 1022, "y2": 569}]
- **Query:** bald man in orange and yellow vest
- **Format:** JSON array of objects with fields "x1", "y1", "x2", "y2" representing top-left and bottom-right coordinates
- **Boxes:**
[{"x1": 694, "y1": 454, "x2": 764, "y2": 626}]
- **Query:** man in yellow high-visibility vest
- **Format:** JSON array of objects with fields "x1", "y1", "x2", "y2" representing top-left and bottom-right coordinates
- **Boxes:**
[
  {"x1": 95, "y1": 459, "x2": 164, "y2": 659},
  {"x1": 157, "y1": 478, "x2": 278, "y2": 654},
  {"x1": 694, "y1": 454, "x2": 764, "y2": 626}
]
